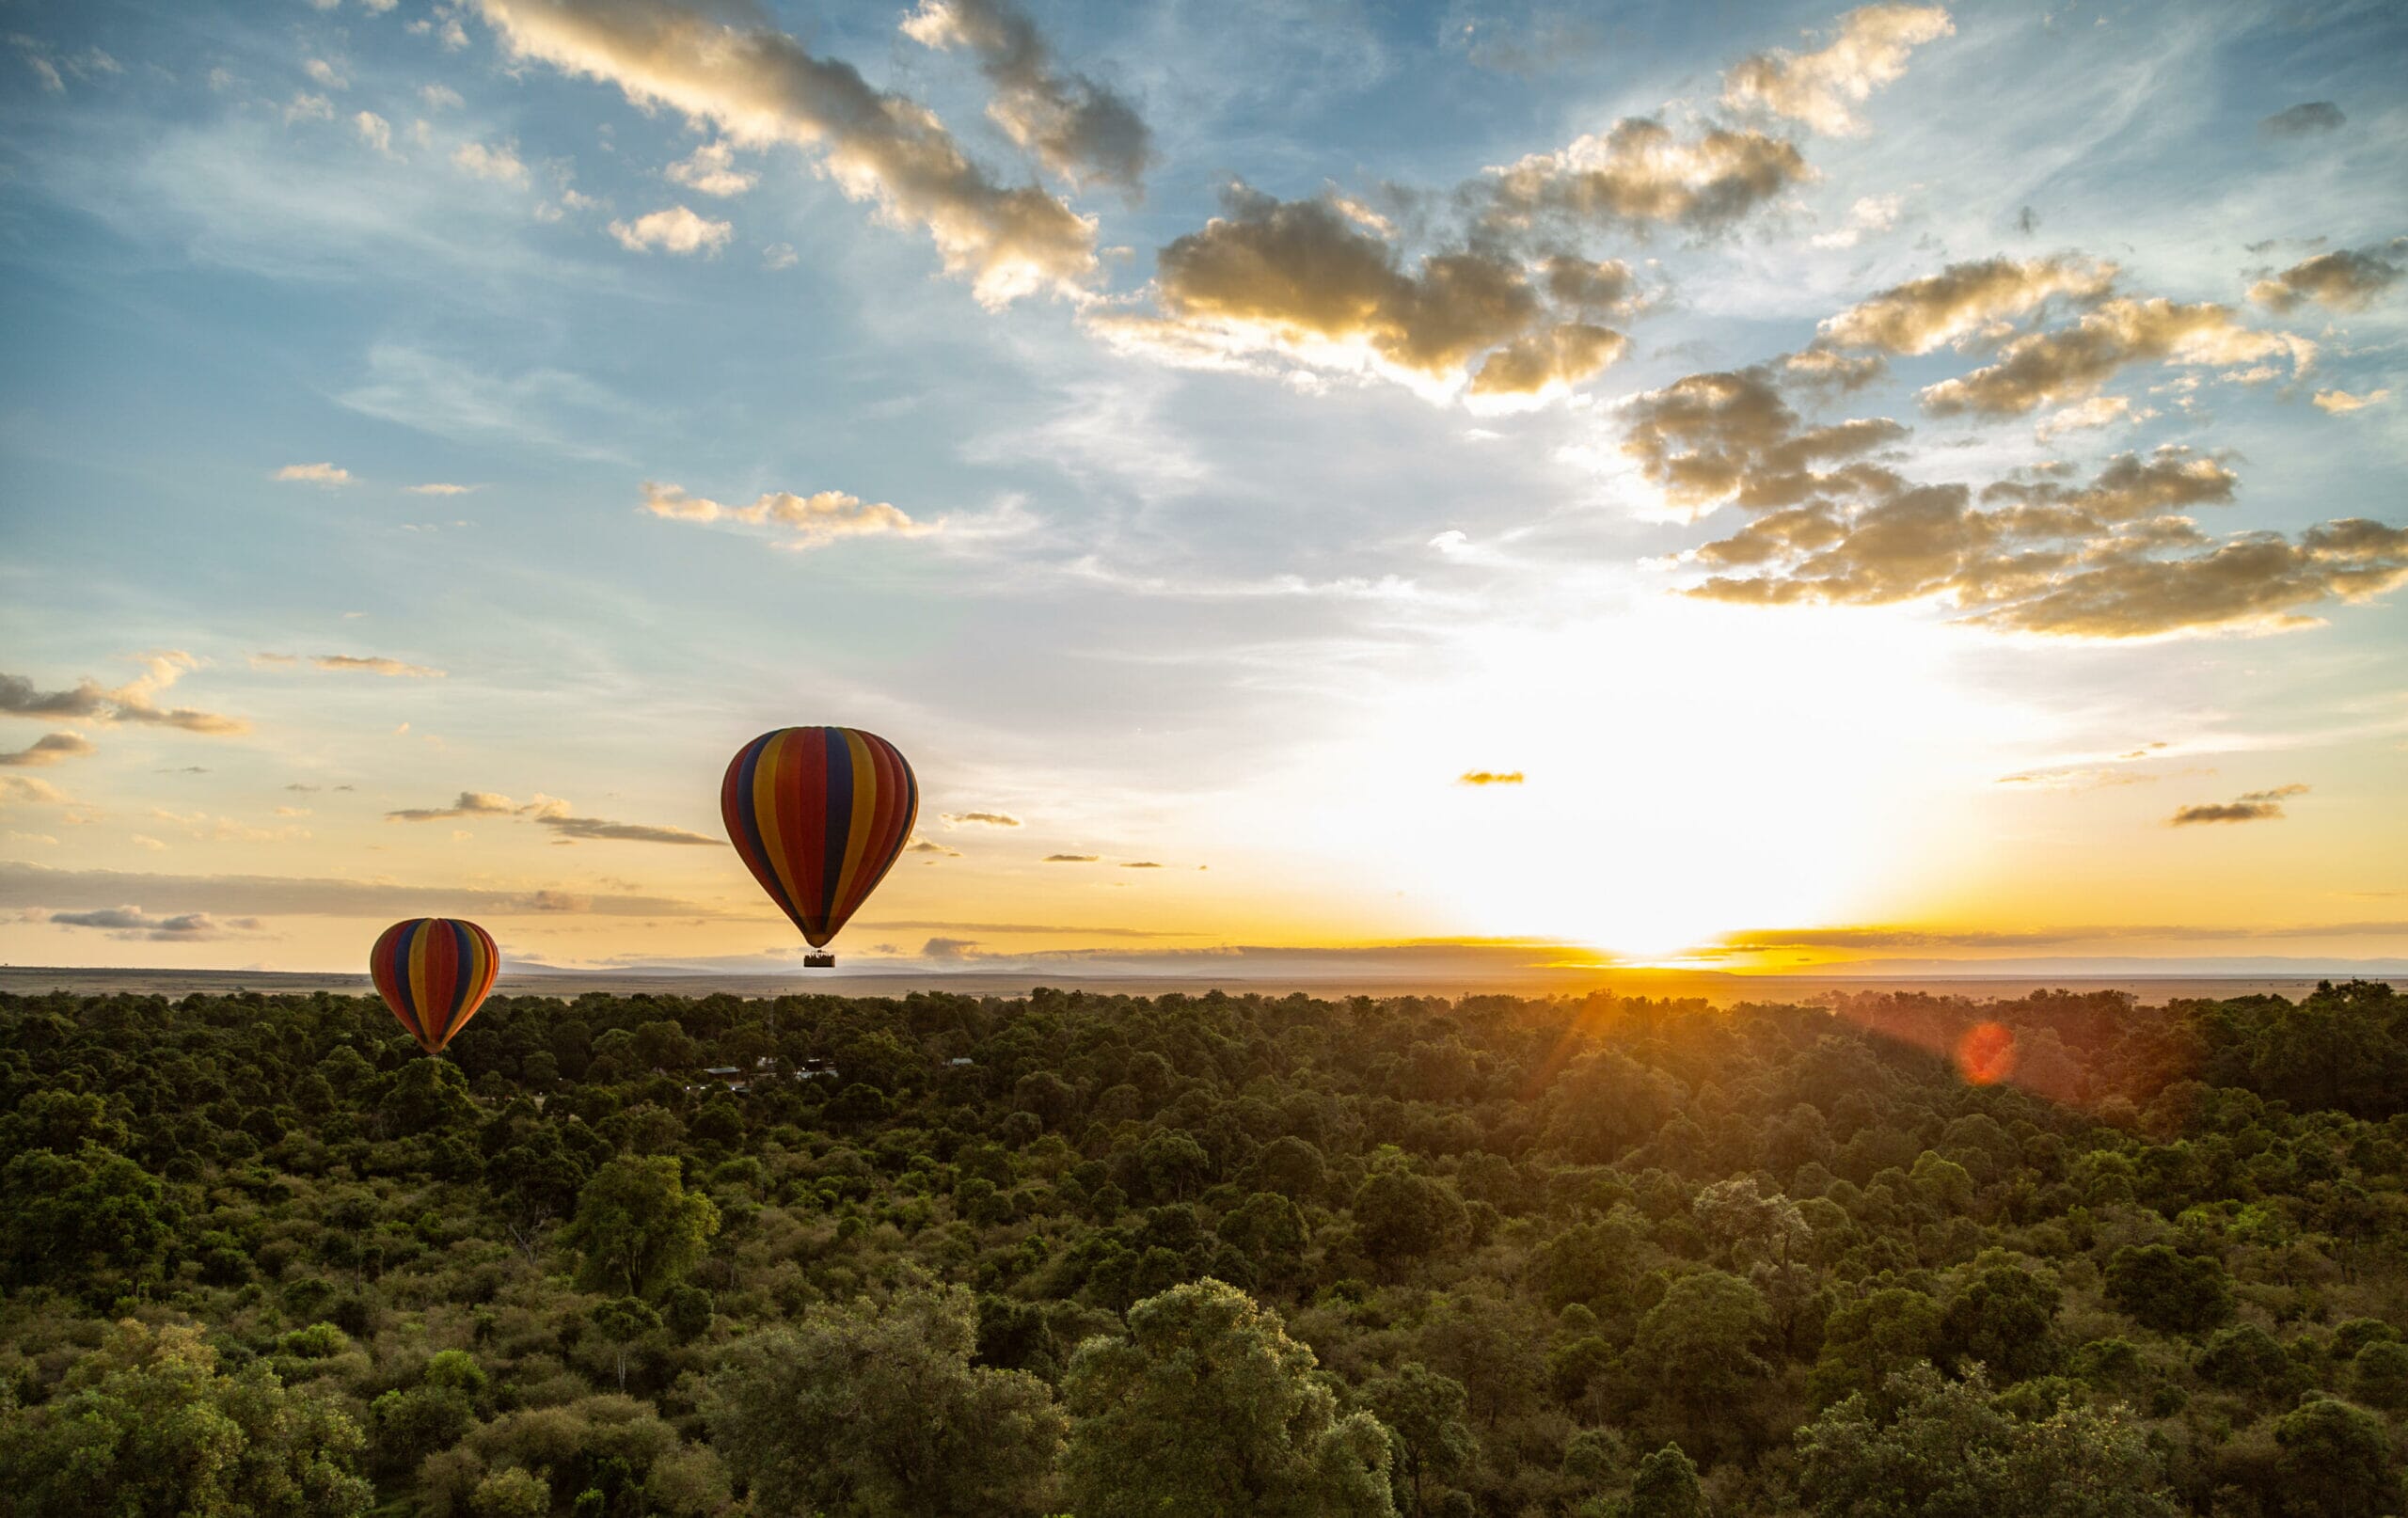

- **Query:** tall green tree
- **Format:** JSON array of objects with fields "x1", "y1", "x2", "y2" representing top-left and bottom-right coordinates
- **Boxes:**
[
  {"x1": 1625, "y1": 1443, "x2": 1709, "y2": 1518},
  {"x1": 1359, "y1": 1362, "x2": 1475, "y2": 1516},
  {"x1": 708, "y1": 1285, "x2": 1065, "y2": 1517},
  {"x1": 1062, "y1": 1278, "x2": 1398, "y2": 1518},
  {"x1": 560, "y1": 1155, "x2": 720, "y2": 1299},
  {"x1": 2271, "y1": 1397, "x2": 2401, "y2": 1518}
]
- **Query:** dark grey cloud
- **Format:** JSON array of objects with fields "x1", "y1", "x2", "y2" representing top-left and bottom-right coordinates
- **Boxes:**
[
  {"x1": 2248, "y1": 245, "x2": 2403, "y2": 314},
  {"x1": 859, "y1": 919, "x2": 1182, "y2": 939},
  {"x1": 0, "y1": 653, "x2": 246, "y2": 735},
  {"x1": 2259, "y1": 102, "x2": 2344, "y2": 138},
  {"x1": 942, "y1": 811, "x2": 1022, "y2": 827},
  {"x1": 0, "y1": 733, "x2": 95, "y2": 767},
  {"x1": 0, "y1": 861, "x2": 711, "y2": 919},
  {"x1": 39, "y1": 906, "x2": 268, "y2": 941},
  {"x1": 386, "y1": 789, "x2": 718, "y2": 845},
  {"x1": 2170, "y1": 783, "x2": 2308, "y2": 827},
  {"x1": 903, "y1": 0, "x2": 1152, "y2": 196}
]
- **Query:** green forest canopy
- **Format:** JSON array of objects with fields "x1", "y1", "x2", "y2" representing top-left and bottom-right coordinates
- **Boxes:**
[{"x1": 2, "y1": 978, "x2": 2405, "y2": 1516}]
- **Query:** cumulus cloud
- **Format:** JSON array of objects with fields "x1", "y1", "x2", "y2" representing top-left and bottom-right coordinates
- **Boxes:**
[
  {"x1": 0, "y1": 734, "x2": 96, "y2": 767},
  {"x1": 1648, "y1": 371, "x2": 2408, "y2": 637},
  {"x1": 2258, "y1": 102, "x2": 2344, "y2": 138},
  {"x1": 1622, "y1": 367, "x2": 1907, "y2": 515},
  {"x1": 452, "y1": 138, "x2": 529, "y2": 183},
  {"x1": 1721, "y1": 3, "x2": 1953, "y2": 135},
  {"x1": 641, "y1": 481, "x2": 927, "y2": 548},
  {"x1": 274, "y1": 462, "x2": 353, "y2": 484},
  {"x1": 2171, "y1": 783, "x2": 2307, "y2": 826},
  {"x1": 664, "y1": 139, "x2": 756, "y2": 197},
  {"x1": 1814, "y1": 255, "x2": 2116, "y2": 355},
  {"x1": 0, "y1": 653, "x2": 247, "y2": 735},
  {"x1": 2248, "y1": 245, "x2": 2402, "y2": 313},
  {"x1": 1459, "y1": 770, "x2": 1525, "y2": 785},
  {"x1": 902, "y1": 0, "x2": 1152, "y2": 195},
  {"x1": 353, "y1": 110, "x2": 394, "y2": 155},
  {"x1": 610, "y1": 204, "x2": 733, "y2": 255},
  {"x1": 1480, "y1": 116, "x2": 1810, "y2": 239},
  {"x1": 38, "y1": 906, "x2": 267, "y2": 941},
  {"x1": 1097, "y1": 188, "x2": 1639, "y2": 401},
  {"x1": 2314, "y1": 387, "x2": 2390, "y2": 414},
  {"x1": 942, "y1": 811, "x2": 1022, "y2": 827},
  {"x1": 1099, "y1": 190, "x2": 1541, "y2": 389},
  {"x1": 1919, "y1": 298, "x2": 2314, "y2": 417},
  {"x1": 1469, "y1": 324, "x2": 1629, "y2": 401},
  {"x1": 474, "y1": 0, "x2": 1097, "y2": 305}
]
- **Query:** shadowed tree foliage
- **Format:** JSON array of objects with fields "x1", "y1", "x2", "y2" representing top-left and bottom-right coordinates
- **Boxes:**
[
  {"x1": 0, "y1": 1320, "x2": 372, "y2": 1517},
  {"x1": 1798, "y1": 1363, "x2": 2181, "y2": 1518}
]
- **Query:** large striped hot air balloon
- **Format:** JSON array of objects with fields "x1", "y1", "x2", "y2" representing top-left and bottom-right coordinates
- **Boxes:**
[
  {"x1": 370, "y1": 917, "x2": 499, "y2": 1055},
  {"x1": 722, "y1": 727, "x2": 917, "y2": 965}
]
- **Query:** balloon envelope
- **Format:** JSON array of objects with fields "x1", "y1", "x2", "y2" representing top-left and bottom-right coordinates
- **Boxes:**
[
  {"x1": 371, "y1": 917, "x2": 499, "y2": 1055},
  {"x1": 722, "y1": 727, "x2": 918, "y2": 949}
]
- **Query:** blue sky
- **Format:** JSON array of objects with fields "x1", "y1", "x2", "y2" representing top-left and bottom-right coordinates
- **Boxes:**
[{"x1": 2, "y1": 0, "x2": 2403, "y2": 975}]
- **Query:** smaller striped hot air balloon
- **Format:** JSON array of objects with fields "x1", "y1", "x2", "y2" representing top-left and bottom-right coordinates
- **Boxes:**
[
  {"x1": 722, "y1": 726, "x2": 917, "y2": 967},
  {"x1": 370, "y1": 917, "x2": 499, "y2": 1055}
]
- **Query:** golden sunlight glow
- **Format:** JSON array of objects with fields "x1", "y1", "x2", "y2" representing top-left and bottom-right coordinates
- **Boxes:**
[{"x1": 1237, "y1": 593, "x2": 2034, "y2": 959}]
